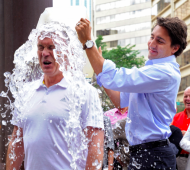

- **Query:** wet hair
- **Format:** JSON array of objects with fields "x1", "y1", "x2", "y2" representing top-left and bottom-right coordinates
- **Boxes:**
[{"x1": 154, "y1": 17, "x2": 187, "y2": 57}]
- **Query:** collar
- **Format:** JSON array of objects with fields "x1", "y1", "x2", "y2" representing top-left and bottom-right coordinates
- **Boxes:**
[
  {"x1": 184, "y1": 109, "x2": 190, "y2": 119},
  {"x1": 34, "y1": 75, "x2": 68, "y2": 90},
  {"x1": 145, "y1": 55, "x2": 176, "y2": 66}
]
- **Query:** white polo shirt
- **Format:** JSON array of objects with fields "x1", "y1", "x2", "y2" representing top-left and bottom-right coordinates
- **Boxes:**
[{"x1": 11, "y1": 77, "x2": 104, "y2": 170}]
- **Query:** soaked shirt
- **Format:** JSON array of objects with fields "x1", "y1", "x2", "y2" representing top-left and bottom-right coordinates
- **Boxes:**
[
  {"x1": 97, "y1": 55, "x2": 180, "y2": 145},
  {"x1": 11, "y1": 77, "x2": 104, "y2": 170}
]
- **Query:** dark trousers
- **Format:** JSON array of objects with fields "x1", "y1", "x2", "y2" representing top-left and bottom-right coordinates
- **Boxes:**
[{"x1": 128, "y1": 144, "x2": 176, "y2": 170}]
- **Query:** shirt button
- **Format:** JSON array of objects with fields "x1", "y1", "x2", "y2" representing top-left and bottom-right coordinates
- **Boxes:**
[{"x1": 46, "y1": 91, "x2": 49, "y2": 95}]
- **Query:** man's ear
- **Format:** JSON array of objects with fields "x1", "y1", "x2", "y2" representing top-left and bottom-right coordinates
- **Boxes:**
[{"x1": 172, "y1": 44, "x2": 180, "y2": 55}]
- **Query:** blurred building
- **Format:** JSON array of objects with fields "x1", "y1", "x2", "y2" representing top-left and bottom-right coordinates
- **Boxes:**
[
  {"x1": 151, "y1": 0, "x2": 190, "y2": 109},
  {"x1": 95, "y1": 0, "x2": 152, "y2": 60},
  {"x1": 69, "y1": 0, "x2": 93, "y2": 22}
]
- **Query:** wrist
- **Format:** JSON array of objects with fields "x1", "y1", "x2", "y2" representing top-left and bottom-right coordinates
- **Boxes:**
[{"x1": 83, "y1": 40, "x2": 94, "y2": 50}]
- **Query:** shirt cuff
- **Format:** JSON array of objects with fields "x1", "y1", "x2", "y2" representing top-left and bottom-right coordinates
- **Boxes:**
[{"x1": 96, "y1": 60, "x2": 116, "y2": 87}]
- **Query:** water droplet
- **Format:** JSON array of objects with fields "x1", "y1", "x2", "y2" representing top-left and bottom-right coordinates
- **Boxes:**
[{"x1": 2, "y1": 120, "x2": 7, "y2": 126}]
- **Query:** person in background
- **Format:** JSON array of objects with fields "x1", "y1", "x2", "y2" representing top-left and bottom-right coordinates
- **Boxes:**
[
  {"x1": 103, "y1": 116, "x2": 115, "y2": 170},
  {"x1": 180, "y1": 125, "x2": 190, "y2": 170},
  {"x1": 169, "y1": 125, "x2": 183, "y2": 157},
  {"x1": 172, "y1": 87, "x2": 190, "y2": 170}
]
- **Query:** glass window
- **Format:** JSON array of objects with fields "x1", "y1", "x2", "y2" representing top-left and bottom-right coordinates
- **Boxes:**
[
  {"x1": 118, "y1": 39, "x2": 125, "y2": 46},
  {"x1": 175, "y1": 0, "x2": 190, "y2": 20},
  {"x1": 177, "y1": 49, "x2": 190, "y2": 67},
  {"x1": 105, "y1": 36, "x2": 148, "y2": 48},
  {"x1": 131, "y1": 38, "x2": 135, "y2": 44},
  {"x1": 157, "y1": 0, "x2": 170, "y2": 14},
  {"x1": 110, "y1": 40, "x2": 118, "y2": 47},
  {"x1": 76, "y1": 0, "x2": 79, "y2": 6},
  {"x1": 136, "y1": 37, "x2": 141, "y2": 44},
  {"x1": 96, "y1": 22, "x2": 151, "y2": 35},
  {"x1": 96, "y1": 8, "x2": 151, "y2": 24},
  {"x1": 125, "y1": 39, "x2": 130, "y2": 45},
  {"x1": 141, "y1": 36, "x2": 147, "y2": 43},
  {"x1": 84, "y1": 0, "x2": 87, "y2": 8},
  {"x1": 96, "y1": 0, "x2": 151, "y2": 12},
  {"x1": 179, "y1": 75, "x2": 190, "y2": 92},
  {"x1": 106, "y1": 42, "x2": 111, "y2": 48}
]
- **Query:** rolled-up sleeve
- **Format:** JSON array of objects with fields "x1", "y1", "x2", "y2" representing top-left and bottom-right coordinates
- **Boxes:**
[{"x1": 96, "y1": 60, "x2": 171, "y2": 93}]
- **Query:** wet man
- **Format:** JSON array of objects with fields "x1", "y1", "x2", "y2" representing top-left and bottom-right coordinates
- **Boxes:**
[
  {"x1": 76, "y1": 17, "x2": 187, "y2": 169},
  {"x1": 6, "y1": 22, "x2": 104, "y2": 170}
]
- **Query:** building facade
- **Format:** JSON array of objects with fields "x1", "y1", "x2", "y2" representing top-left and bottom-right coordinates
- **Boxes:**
[
  {"x1": 151, "y1": 0, "x2": 190, "y2": 110},
  {"x1": 70, "y1": 0, "x2": 93, "y2": 22},
  {"x1": 95, "y1": 0, "x2": 151, "y2": 60}
]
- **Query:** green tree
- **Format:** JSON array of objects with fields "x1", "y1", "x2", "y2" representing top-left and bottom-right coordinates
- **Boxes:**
[{"x1": 93, "y1": 35, "x2": 146, "y2": 111}]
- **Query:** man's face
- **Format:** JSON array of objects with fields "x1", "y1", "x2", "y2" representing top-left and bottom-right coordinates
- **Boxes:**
[
  {"x1": 183, "y1": 88, "x2": 190, "y2": 110},
  {"x1": 147, "y1": 25, "x2": 179, "y2": 60},
  {"x1": 37, "y1": 37, "x2": 60, "y2": 77}
]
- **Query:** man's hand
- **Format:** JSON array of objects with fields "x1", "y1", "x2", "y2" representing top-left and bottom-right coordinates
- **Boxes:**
[
  {"x1": 182, "y1": 130, "x2": 186, "y2": 136},
  {"x1": 98, "y1": 47, "x2": 102, "y2": 56},
  {"x1": 75, "y1": 18, "x2": 92, "y2": 46}
]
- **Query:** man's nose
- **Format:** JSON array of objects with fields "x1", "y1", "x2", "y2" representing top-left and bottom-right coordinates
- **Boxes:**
[
  {"x1": 42, "y1": 48, "x2": 49, "y2": 57},
  {"x1": 149, "y1": 38, "x2": 156, "y2": 48}
]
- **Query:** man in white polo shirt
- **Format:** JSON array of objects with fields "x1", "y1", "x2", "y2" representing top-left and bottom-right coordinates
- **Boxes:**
[{"x1": 6, "y1": 21, "x2": 104, "y2": 170}]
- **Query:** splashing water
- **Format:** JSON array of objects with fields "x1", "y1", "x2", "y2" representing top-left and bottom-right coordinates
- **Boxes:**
[
  {"x1": 132, "y1": 157, "x2": 141, "y2": 169},
  {"x1": 1, "y1": 21, "x2": 101, "y2": 169}
]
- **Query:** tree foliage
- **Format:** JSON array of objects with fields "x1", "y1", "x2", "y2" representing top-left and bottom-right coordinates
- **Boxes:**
[
  {"x1": 95, "y1": 35, "x2": 145, "y2": 69},
  {"x1": 94, "y1": 35, "x2": 146, "y2": 111}
]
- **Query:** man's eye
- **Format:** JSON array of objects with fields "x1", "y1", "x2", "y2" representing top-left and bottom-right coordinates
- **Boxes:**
[
  {"x1": 158, "y1": 40, "x2": 163, "y2": 43},
  {"x1": 38, "y1": 46, "x2": 43, "y2": 51}
]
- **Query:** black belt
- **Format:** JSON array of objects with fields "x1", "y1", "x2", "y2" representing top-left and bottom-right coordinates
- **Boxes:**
[
  {"x1": 129, "y1": 139, "x2": 170, "y2": 153},
  {"x1": 179, "y1": 154, "x2": 189, "y2": 158}
]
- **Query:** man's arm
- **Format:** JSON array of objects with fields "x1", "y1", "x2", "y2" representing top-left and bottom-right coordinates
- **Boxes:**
[
  {"x1": 85, "y1": 127, "x2": 104, "y2": 170},
  {"x1": 103, "y1": 88, "x2": 120, "y2": 108},
  {"x1": 107, "y1": 149, "x2": 114, "y2": 170},
  {"x1": 6, "y1": 126, "x2": 24, "y2": 170},
  {"x1": 75, "y1": 18, "x2": 104, "y2": 75},
  {"x1": 181, "y1": 130, "x2": 186, "y2": 136}
]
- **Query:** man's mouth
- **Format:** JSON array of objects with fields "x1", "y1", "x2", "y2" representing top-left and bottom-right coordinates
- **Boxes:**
[
  {"x1": 149, "y1": 48, "x2": 157, "y2": 53},
  {"x1": 43, "y1": 61, "x2": 52, "y2": 65}
]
